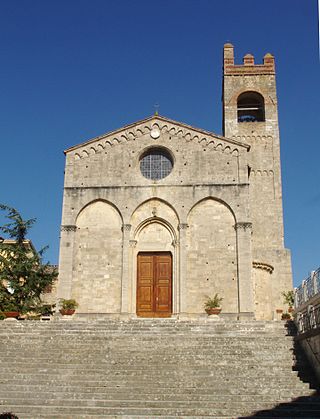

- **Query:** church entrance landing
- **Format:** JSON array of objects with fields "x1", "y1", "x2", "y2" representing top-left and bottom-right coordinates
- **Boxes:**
[{"x1": 136, "y1": 252, "x2": 172, "y2": 317}]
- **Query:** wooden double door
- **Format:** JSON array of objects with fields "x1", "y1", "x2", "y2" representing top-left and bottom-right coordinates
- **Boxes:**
[{"x1": 137, "y1": 252, "x2": 172, "y2": 317}]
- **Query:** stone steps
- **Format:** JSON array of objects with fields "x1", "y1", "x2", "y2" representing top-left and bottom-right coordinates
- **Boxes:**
[
  {"x1": 0, "y1": 363, "x2": 306, "y2": 372},
  {"x1": 0, "y1": 383, "x2": 312, "y2": 395},
  {"x1": 0, "y1": 319, "x2": 318, "y2": 418},
  {"x1": 0, "y1": 390, "x2": 316, "y2": 401},
  {"x1": 0, "y1": 370, "x2": 304, "y2": 378},
  {"x1": 2, "y1": 403, "x2": 320, "y2": 418},
  {"x1": 3, "y1": 398, "x2": 319, "y2": 408},
  {"x1": 0, "y1": 380, "x2": 311, "y2": 393},
  {"x1": 0, "y1": 319, "x2": 290, "y2": 333}
]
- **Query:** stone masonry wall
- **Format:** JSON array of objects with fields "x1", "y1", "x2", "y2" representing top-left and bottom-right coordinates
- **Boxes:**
[
  {"x1": 223, "y1": 43, "x2": 293, "y2": 317},
  {"x1": 57, "y1": 116, "x2": 254, "y2": 318},
  {"x1": 186, "y1": 198, "x2": 238, "y2": 314},
  {"x1": 72, "y1": 201, "x2": 122, "y2": 313}
]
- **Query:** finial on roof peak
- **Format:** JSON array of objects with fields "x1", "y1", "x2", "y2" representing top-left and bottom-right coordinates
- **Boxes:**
[{"x1": 154, "y1": 103, "x2": 160, "y2": 116}]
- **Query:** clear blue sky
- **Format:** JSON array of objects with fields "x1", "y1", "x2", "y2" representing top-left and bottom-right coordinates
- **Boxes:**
[{"x1": 0, "y1": 0, "x2": 319, "y2": 287}]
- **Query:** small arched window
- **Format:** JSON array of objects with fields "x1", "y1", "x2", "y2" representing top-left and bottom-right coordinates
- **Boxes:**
[{"x1": 237, "y1": 91, "x2": 265, "y2": 122}]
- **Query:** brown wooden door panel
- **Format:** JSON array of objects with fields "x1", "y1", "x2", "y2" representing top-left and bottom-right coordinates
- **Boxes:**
[
  {"x1": 154, "y1": 255, "x2": 172, "y2": 314},
  {"x1": 137, "y1": 252, "x2": 172, "y2": 317},
  {"x1": 137, "y1": 255, "x2": 154, "y2": 313}
]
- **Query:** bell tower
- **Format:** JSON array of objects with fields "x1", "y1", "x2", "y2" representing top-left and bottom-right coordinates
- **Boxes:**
[{"x1": 222, "y1": 43, "x2": 292, "y2": 318}]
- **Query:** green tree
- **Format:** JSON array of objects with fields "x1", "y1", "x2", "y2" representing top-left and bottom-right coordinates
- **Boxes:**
[
  {"x1": 0, "y1": 204, "x2": 57, "y2": 314},
  {"x1": 282, "y1": 290, "x2": 294, "y2": 308}
]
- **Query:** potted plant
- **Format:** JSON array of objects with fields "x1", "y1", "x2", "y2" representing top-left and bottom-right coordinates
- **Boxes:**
[
  {"x1": 282, "y1": 290, "x2": 294, "y2": 313},
  {"x1": 59, "y1": 298, "x2": 78, "y2": 315},
  {"x1": 281, "y1": 312, "x2": 291, "y2": 320},
  {"x1": 204, "y1": 293, "x2": 223, "y2": 315},
  {"x1": 37, "y1": 303, "x2": 55, "y2": 317},
  {"x1": 1, "y1": 302, "x2": 20, "y2": 319}
]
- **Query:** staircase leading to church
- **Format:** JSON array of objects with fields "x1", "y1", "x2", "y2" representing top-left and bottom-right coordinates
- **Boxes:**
[{"x1": 0, "y1": 319, "x2": 319, "y2": 418}]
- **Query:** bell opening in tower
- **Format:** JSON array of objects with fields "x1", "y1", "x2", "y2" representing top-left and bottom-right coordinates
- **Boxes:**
[{"x1": 237, "y1": 91, "x2": 265, "y2": 122}]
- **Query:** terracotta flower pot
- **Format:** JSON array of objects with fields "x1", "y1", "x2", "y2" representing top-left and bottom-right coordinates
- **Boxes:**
[
  {"x1": 60, "y1": 309, "x2": 75, "y2": 316},
  {"x1": 206, "y1": 308, "x2": 221, "y2": 315},
  {"x1": 3, "y1": 311, "x2": 20, "y2": 318},
  {"x1": 288, "y1": 307, "x2": 294, "y2": 313}
]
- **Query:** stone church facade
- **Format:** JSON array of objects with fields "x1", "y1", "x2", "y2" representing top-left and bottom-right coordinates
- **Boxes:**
[{"x1": 57, "y1": 44, "x2": 292, "y2": 320}]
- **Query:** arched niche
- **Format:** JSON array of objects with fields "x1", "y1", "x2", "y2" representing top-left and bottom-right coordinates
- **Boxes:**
[
  {"x1": 136, "y1": 219, "x2": 175, "y2": 252},
  {"x1": 131, "y1": 198, "x2": 179, "y2": 235},
  {"x1": 72, "y1": 200, "x2": 122, "y2": 314},
  {"x1": 186, "y1": 198, "x2": 238, "y2": 314},
  {"x1": 129, "y1": 199, "x2": 179, "y2": 316}
]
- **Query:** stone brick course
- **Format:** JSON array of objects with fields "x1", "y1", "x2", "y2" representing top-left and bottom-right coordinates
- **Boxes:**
[{"x1": 0, "y1": 319, "x2": 318, "y2": 418}]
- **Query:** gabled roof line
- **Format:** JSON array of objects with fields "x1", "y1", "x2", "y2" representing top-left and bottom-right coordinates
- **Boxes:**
[{"x1": 64, "y1": 115, "x2": 249, "y2": 154}]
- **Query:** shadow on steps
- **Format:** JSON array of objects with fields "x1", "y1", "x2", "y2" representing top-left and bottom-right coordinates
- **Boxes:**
[
  {"x1": 239, "y1": 321, "x2": 320, "y2": 419},
  {"x1": 238, "y1": 391, "x2": 320, "y2": 418}
]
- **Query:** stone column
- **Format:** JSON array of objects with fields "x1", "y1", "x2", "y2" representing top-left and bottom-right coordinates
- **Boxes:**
[
  {"x1": 121, "y1": 224, "x2": 132, "y2": 317},
  {"x1": 178, "y1": 223, "x2": 188, "y2": 315},
  {"x1": 302, "y1": 280, "x2": 308, "y2": 304},
  {"x1": 56, "y1": 225, "x2": 77, "y2": 301},
  {"x1": 312, "y1": 271, "x2": 318, "y2": 296},
  {"x1": 235, "y1": 222, "x2": 255, "y2": 320}
]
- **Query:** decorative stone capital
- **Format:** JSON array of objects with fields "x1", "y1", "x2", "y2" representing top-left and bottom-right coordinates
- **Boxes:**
[
  {"x1": 253, "y1": 261, "x2": 274, "y2": 274},
  {"x1": 178, "y1": 223, "x2": 189, "y2": 231},
  {"x1": 172, "y1": 239, "x2": 179, "y2": 247},
  {"x1": 234, "y1": 222, "x2": 252, "y2": 231},
  {"x1": 122, "y1": 224, "x2": 132, "y2": 232},
  {"x1": 61, "y1": 225, "x2": 77, "y2": 232},
  {"x1": 129, "y1": 240, "x2": 137, "y2": 248}
]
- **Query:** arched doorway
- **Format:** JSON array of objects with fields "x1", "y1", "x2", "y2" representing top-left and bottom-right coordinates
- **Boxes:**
[{"x1": 130, "y1": 199, "x2": 179, "y2": 317}]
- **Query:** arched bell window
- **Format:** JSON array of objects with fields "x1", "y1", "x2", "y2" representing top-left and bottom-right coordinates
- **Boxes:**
[{"x1": 237, "y1": 91, "x2": 265, "y2": 122}]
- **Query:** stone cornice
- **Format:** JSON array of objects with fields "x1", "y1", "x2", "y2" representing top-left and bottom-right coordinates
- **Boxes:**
[
  {"x1": 61, "y1": 225, "x2": 77, "y2": 232},
  {"x1": 224, "y1": 65, "x2": 275, "y2": 76},
  {"x1": 65, "y1": 115, "x2": 250, "y2": 160},
  {"x1": 178, "y1": 223, "x2": 189, "y2": 230},
  {"x1": 252, "y1": 261, "x2": 274, "y2": 274},
  {"x1": 122, "y1": 224, "x2": 132, "y2": 232},
  {"x1": 234, "y1": 222, "x2": 252, "y2": 231},
  {"x1": 64, "y1": 183, "x2": 250, "y2": 191}
]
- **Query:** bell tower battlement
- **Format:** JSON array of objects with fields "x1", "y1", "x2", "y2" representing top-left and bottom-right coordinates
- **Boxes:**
[
  {"x1": 223, "y1": 43, "x2": 275, "y2": 76},
  {"x1": 222, "y1": 43, "x2": 284, "y2": 250},
  {"x1": 223, "y1": 43, "x2": 278, "y2": 138}
]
